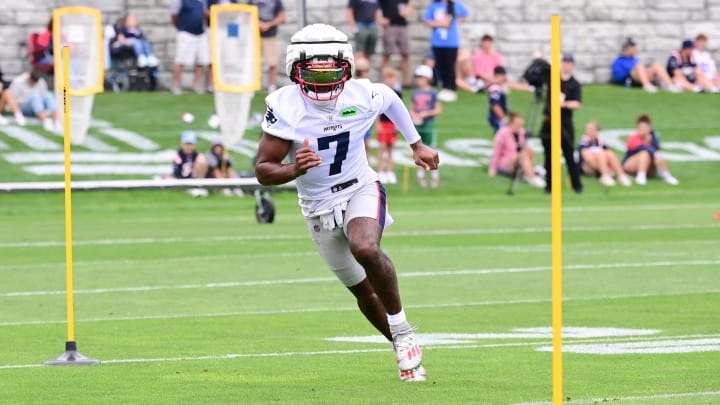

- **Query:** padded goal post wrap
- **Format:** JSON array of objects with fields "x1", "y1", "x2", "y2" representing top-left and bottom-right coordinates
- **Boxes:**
[
  {"x1": 210, "y1": 4, "x2": 261, "y2": 145},
  {"x1": 53, "y1": 7, "x2": 104, "y2": 145}
]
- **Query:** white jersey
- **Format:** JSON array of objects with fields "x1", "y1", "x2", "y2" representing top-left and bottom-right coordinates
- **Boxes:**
[
  {"x1": 693, "y1": 49, "x2": 717, "y2": 80},
  {"x1": 262, "y1": 79, "x2": 388, "y2": 214}
]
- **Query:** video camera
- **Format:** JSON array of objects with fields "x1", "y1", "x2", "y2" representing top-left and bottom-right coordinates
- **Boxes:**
[{"x1": 522, "y1": 58, "x2": 551, "y2": 103}]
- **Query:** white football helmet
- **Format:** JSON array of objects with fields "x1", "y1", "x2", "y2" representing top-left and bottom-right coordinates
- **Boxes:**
[{"x1": 286, "y1": 24, "x2": 355, "y2": 101}]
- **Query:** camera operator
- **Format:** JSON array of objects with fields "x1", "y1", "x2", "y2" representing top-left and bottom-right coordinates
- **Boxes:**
[{"x1": 539, "y1": 53, "x2": 583, "y2": 194}]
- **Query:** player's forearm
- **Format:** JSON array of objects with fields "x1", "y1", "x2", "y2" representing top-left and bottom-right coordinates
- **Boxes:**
[
  {"x1": 255, "y1": 162, "x2": 299, "y2": 186},
  {"x1": 377, "y1": 84, "x2": 421, "y2": 144}
]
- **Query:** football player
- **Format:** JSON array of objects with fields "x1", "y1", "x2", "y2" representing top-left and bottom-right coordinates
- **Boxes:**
[{"x1": 255, "y1": 24, "x2": 438, "y2": 381}]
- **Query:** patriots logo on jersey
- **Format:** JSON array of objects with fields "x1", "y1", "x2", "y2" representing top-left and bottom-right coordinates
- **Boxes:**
[{"x1": 264, "y1": 106, "x2": 278, "y2": 126}]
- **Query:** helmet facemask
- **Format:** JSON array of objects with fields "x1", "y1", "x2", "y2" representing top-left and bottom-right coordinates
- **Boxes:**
[{"x1": 292, "y1": 54, "x2": 351, "y2": 102}]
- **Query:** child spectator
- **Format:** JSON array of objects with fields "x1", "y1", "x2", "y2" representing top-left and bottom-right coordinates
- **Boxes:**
[
  {"x1": 472, "y1": 34, "x2": 504, "y2": 91},
  {"x1": 410, "y1": 64, "x2": 442, "y2": 188},
  {"x1": 611, "y1": 38, "x2": 677, "y2": 93},
  {"x1": 691, "y1": 34, "x2": 720, "y2": 90},
  {"x1": 488, "y1": 111, "x2": 545, "y2": 188},
  {"x1": 578, "y1": 121, "x2": 631, "y2": 187},
  {"x1": 667, "y1": 39, "x2": 716, "y2": 93},
  {"x1": 622, "y1": 114, "x2": 678, "y2": 186},
  {"x1": 377, "y1": 66, "x2": 401, "y2": 184},
  {"x1": 115, "y1": 13, "x2": 159, "y2": 68},
  {"x1": 8, "y1": 70, "x2": 57, "y2": 131},
  {"x1": 487, "y1": 66, "x2": 508, "y2": 133},
  {"x1": 206, "y1": 140, "x2": 243, "y2": 196},
  {"x1": 354, "y1": 57, "x2": 373, "y2": 163},
  {"x1": 173, "y1": 131, "x2": 209, "y2": 196}
]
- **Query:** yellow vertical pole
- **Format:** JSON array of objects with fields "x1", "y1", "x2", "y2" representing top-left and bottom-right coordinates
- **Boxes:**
[
  {"x1": 550, "y1": 15, "x2": 564, "y2": 405},
  {"x1": 61, "y1": 45, "x2": 75, "y2": 343}
]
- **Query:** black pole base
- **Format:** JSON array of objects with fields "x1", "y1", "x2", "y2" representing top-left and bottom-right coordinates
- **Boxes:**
[{"x1": 43, "y1": 341, "x2": 100, "y2": 366}]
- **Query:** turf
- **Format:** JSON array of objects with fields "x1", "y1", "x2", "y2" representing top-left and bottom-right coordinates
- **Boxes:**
[{"x1": 0, "y1": 87, "x2": 719, "y2": 404}]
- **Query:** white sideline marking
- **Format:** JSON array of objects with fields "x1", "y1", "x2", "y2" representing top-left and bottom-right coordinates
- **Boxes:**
[
  {"x1": 98, "y1": 128, "x2": 159, "y2": 151},
  {"x1": 0, "y1": 126, "x2": 61, "y2": 150},
  {"x1": 24, "y1": 164, "x2": 171, "y2": 176},
  {"x1": 514, "y1": 390, "x2": 720, "y2": 405},
  {"x1": 3, "y1": 260, "x2": 719, "y2": 298},
  {"x1": 392, "y1": 203, "x2": 719, "y2": 216},
  {"x1": 537, "y1": 338, "x2": 720, "y2": 354},
  {"x1": 0, "y1": 139, "x2": 8, "y2": 149},
  {"x1": 3, "y1": 151, "x2": 175, "y2": 164},
  {"x1": 1, "y1": 223, "x2": 717, "y2": 248},
  {"x1": 2, "y1": 290, "x2": 719, "y2": 327}
]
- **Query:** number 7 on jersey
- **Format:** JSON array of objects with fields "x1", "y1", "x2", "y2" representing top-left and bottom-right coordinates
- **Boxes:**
[{"x1": 317, "y1": 131, "x2": 350, "y2": 176}]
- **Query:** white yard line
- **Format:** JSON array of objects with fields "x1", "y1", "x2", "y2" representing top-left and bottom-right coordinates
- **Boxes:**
[
  {"x1": 2, "y1": 239, "x2": 714, "y2": 272},
  {"x1": 2, "y1": 259, "x2": 718, "y2": 298},
  {"x1": 2, "y1": 334, "x2": 719, "y2": 371},
  {"x1": 2, "y1": 289, "x2": 718, "y2": 327},
  {"x1": 514, "y1": 390, "x2": 720, "y2": 405},
  {"x1": 1, "y1": 223, "x2": 717, "y2": 248}
]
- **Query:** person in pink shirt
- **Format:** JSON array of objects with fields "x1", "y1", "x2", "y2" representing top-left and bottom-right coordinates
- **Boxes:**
[
  {"x1": 472, "y1": 34, "x2": 504, "y2": 90},
  {"x1": 488, "y1": 111, "x2": 545, "y2": 188}
]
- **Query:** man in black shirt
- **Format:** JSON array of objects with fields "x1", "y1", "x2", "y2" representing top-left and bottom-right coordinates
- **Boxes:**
[
  {"x1": 540, "y1": 53, "x2": 583, "y2": 194},
  {"x1": 379, "y1": 0, "x2": 412, "y2": 87}
]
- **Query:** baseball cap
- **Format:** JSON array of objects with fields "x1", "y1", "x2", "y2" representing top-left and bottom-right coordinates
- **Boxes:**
[
  {"x1": 414, "y1": 64, "x2": 434, "y2": 79},
  {"x1": 682, "y1": 39, "x2": 694, "y2": 49},
  {"x1": 181, "y1": 131, "x2": 197, "y2": 144},
  {"x1": 493, "y1": 66, "x2": 507, "y2": 75},
  {"x1": 561, "y1": 53, "x2": 575, "y2": 62}
]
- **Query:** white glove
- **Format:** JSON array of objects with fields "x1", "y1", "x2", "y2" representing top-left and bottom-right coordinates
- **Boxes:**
[{"x1": 313, "y1": 202, "x2": 348, "y2": 231}]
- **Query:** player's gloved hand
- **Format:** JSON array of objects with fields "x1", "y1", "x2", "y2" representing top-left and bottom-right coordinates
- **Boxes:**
[
  {"x1": 294, "y1": 137, "x2": 322, "y2": 177},
  {"x1": 411, "y1": 141, "x2": 440, "y2": 170}
]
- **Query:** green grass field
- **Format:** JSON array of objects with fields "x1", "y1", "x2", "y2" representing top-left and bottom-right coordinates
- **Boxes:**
[{"x1": 0, "y1": 87, "x2": 719, "y2": 404}]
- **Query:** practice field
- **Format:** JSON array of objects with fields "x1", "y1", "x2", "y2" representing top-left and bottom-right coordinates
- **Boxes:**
[{"x1": 0, "y1": 87, "x2": 719, "y2": 404}]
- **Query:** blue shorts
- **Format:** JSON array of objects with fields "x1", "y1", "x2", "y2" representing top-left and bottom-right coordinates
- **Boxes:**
[{"x1": 364, "y1": 129, "x2": 371, "y2": 140}]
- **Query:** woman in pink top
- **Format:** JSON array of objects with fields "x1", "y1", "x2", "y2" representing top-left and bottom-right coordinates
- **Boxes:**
[
  {"x1": 488, "y1": 112, "x2": 546, "y2": 188},
  {"x1": 472, "y1": 34, "x2": 504, "y2": 87}
]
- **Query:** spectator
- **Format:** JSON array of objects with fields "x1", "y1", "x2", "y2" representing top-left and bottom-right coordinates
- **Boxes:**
[
  {"x1": 379, "y1": 0, "x2": 412, "y2": 88},
  {"x1": 578, "y1": 121, "x2": 631, "y2": 187},
  {"x1": 115, "y1": 13, "x2": 159, "y2": 68},
  {"x1": 0, "y1": 69, "x2": 26, "y2": 126},
  {"x1": 611, "y1": 38, "x2": 677, "y2": 93},
  {"x1": 540, "y1": 53, "x2": 582, "y2": 194},
  {"x1": 622, "y1": 114, "x2": 678, "y2": 186},
  {"x1": 173, "y1": 131, "x2": 209, "y2": 196},
  {"x1": 487, "y1": 66, "x2": 508, "y2": 133},
  {"x1": 472, "y1": 34, "x2": 504, "y2": 91},
  {"x1": 347, "y1": 0, "x2": 381, "y2": 65},
  {"x1": 667, "y1": 39, "x2": 715, "y2": 93},
  {"x1": 354, "y1": 57, "x2": 373, "y2": 161},
  {"x1": 170, "y1": 0, "x2": 210, "y2": 95},
  {"x1": 247, "y1": 0, "x2": 286, "y2": 92},
  {"x1": 424, "y1": 48, "x2": 480, "y2": 92},
  {"x1": 8, "y1": 70, "x2": 57, "y2": 131},
  {"x1": 377, "y1": 66, "x2": 401, "y2": 184},
  {"x1": 206, "y1": 140, "x2": 244, "y2": 196},
  {"x1": 29, "y1": 18, "x2": 54, "y2": 75},
  {"x1": 423, "y1": 0, "x2": 469, "y2": 102},
  {"x1": 488, "y1": 111, "x2": 545, "y2": 188},
  {"x1": 693, "y1": 34, "x2": 720, "y2": 89},
  {"x1": 411, "y1": 64, "x2": 442, "y2": 187}
]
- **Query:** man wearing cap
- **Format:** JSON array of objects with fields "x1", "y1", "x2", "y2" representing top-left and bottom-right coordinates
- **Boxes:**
[
  {"x1": 611, "y1": 38, "x2": 677, "y2": 93},
  {"x1": 172, "y1": 131, "x2": 209, "y2": 196},
  {"x1": 540, "y1": 53, "x2": 582, "y2": 194},
  {"x1": 667, "y1": 39, "x2": 715, "y2": 93}
]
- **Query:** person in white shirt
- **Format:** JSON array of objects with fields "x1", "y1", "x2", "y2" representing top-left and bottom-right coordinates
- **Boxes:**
[
  {"x1": 692, "y1": 34, "x2": 720, "y2": 90},
  {"x1": 8, "y1": 70, "x2": 57, "y2": 131},
  {"x1": 254, "y1": 24, "x2": 438, "y2": 382}
]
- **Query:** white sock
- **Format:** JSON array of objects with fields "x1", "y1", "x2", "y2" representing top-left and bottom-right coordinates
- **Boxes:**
[
  {"x1": 658, "y1": 169, "x2": 669, "y2": 178},
  {"x1": 387, "y1": 308, "x2": 407, "y2": 326},
  {"x1": 431, "y1": 170, "x2": 440, "y2": 180},
  {"x1": 416, "y1": 168, "x2": 424, "y2": 179}
]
